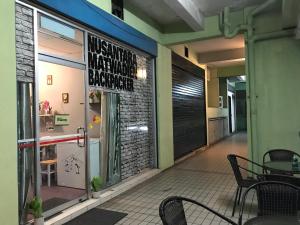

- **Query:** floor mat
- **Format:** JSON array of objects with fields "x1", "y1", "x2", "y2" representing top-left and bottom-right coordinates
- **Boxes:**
[
  {"x1": 43, "y1": 198, "x2": 69, "y2": 211},
  {"x1": 64, "y1": 208, "x2": 127, "y2": 225}
]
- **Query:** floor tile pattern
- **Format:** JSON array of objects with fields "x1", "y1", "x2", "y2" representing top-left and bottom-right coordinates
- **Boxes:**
[{"x1": 98, "y1": 133, "x2": 258, "y2": 224}]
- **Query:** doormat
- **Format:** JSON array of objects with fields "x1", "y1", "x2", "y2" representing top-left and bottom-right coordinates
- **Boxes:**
[
  {"x1": 43, "y1": 198, "x2": 69, "y2": 211},
  {"x1": 64, "y1": 208, "x2": 127, "y2": 225}
]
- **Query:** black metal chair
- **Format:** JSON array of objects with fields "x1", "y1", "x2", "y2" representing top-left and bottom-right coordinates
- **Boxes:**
[
  {"x1": 263, "y1": 149, "x2": 300, "y2": 175},
  {"x1": 238, "y1": 181, "x2": 300, "y2": 225},
  {"x1": 258, "y1": 174, "x2": 300, "y2": 186},
  {"x1": 159, "y1": 196, "x2": 238, "y2": 225},
  {"x1": 263, "y1": 149, "x2": 300, "y2": 163},
  {"x1": 227, "y1": 154, "x2": 267, "y2": 217},
  {"x1": 258, "y1": 174, "x2": 300, "y2": 210}
]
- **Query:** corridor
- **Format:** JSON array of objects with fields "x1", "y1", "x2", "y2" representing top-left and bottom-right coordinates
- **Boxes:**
[{"x1": 98, "y1": 133, "x2": 248, "y2": 225}]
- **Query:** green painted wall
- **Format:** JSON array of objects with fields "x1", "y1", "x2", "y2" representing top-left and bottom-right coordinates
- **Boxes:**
[
  {"x1": 0, "y1": 1, "x2": 18, "y2": 225},
  {"x1": 156, "y1": 44, "x2": 174, "y2": 169},
  {"x1": 252, "y1": 37, "x2": 300, "y2": 164},
  {"x1": 240, "y1": 7, "x2": 300, "y2": 164}
]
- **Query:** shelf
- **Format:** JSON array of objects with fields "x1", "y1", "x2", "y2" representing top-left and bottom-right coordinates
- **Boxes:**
[{"x1": 39, "y1": 114, "x2": 54, "y2": 117}]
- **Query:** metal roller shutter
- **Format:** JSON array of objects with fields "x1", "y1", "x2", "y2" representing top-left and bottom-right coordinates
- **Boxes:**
[{"x1": 172, "y1": 53, "x2": 207, "y2": 160}]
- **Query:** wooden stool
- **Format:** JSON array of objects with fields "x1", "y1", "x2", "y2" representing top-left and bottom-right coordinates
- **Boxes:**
[{"x1": 41, "y1": 159, "x2": 57, "y2": 187}]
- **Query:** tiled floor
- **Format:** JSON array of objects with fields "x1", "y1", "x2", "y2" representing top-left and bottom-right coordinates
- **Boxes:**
[{"x1": 99, "y1": 133, "x2": 256, "y2": 225}]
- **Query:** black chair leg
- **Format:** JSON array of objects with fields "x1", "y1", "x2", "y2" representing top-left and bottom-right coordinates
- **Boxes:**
[
  {"x1": 232, "y1": 186, "x2": 240, "y2": 217},
  {"x1": 237, "y1": 187, "x2": 242, "y2": 205}
]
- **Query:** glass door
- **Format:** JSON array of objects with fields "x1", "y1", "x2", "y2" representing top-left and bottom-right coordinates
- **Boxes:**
[{"x1": 38, "y1": 61, "x2": 87, "y2": 216}]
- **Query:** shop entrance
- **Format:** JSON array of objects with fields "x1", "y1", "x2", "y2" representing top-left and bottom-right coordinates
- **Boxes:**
[
  {"x1": 17, "y1": 7, "x2": 155, "y2": 223},
  {"x1": 88, "y1": 90, "x2": 121, "y2": 187},
  {"x1": 38, "y1": 61, "x2": 87, "y2": 216}
]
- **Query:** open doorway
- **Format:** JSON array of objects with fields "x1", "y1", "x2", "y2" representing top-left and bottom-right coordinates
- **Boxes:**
[
  {"x1": 37, "y1": 61, "x2": 87, "y2": 216},
  {"x1": 169, "y1": 35, "x2": 248, "y2": 158},
  {"x1": 228, "y1": 77, "x2": 247, "y2": 133},
  {"x1": 88, "y1": 90, "x2": 121, "y2": 188}
]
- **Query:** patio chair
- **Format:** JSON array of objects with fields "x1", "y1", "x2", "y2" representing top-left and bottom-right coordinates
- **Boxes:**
[
  {"x1": 159, "y1": 196, "x2": 237, "y2": 225},
  {"x1": 263, "y1": 149, "x2": 300, "y2": 163},
  {"x1": 238, "y1": 181, "x2": 300, "y2": 225},
  {"x1": 227, "y1": 154, "x2": 270, "y2": 217},
  {"x1": 263, "y1": 149, "x2": 300, "y2": 176},
  {"x1": 258, "y1": 174, "x2": 300, "y2": 186},
  {"x1": 258, "y1": 174, "x2": 300, "y2": 209}
]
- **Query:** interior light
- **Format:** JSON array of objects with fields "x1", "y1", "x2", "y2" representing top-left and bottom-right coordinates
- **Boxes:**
[
  {"x1": 137, "y1": 68, "x2": 147, "y2": 80},
  {"x1": 139, "y1": 126, "x2": 148, "y2": 131},
  {"x1": 240, "y1": 75, "x2": 246, "y2": 81},
  {"x1": 127, "y1": 126, "x2": 138, "y2": 130}
]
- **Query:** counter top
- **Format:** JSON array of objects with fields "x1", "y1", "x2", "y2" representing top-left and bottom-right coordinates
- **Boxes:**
[{"x1": 208, "y1": 116, "x2": 227, "y2": 121}]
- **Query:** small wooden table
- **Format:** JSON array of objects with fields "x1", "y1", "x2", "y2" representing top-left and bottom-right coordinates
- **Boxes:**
[{"x1": 41, "y1": 159, "x2": 57, "y2": 187}]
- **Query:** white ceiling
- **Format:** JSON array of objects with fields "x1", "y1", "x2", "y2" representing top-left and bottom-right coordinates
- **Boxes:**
[
  {"x1": 192, "y1": 0, "x2": 267, "y2": 16},
  {"x1": 126, "y1": 0, "x2": 183, "y2": 26},
  {"x1": 188, "y1": 35, "x2": 244, "y2": 53}
]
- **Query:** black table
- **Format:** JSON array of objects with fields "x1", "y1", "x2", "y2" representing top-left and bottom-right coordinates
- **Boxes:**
[
  {"x1": 264, "y1": 161, "x2": 300, "y2": 174},
  {"x1": 244, "y1": 216, "x2": 300, "y2": 225}
]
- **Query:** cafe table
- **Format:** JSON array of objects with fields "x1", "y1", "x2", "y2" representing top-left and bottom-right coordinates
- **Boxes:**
[
  {"x1": 244, "y1": 216, "x2": 300, "y2": 225},
  {"x1": 263, "y1": 161, "x2": 300, "y2": 174}
]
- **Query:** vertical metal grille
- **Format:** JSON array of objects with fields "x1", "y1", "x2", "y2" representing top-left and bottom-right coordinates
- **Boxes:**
[{"x1": 172, "y1": 53, "x2": 207, "y2": 160}]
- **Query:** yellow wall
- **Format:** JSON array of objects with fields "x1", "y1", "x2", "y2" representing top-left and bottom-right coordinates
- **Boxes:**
[
  {"x1": 87, "y1": 0, "x2": 111, "y2": 13},
  {"x1": 207, "y1": 67, "x2": 220, "y2": 108},
  {"x1": 156, "y1": 44, "x2": 174, "y2": 169},
  {"x1": 87, "y1": 0, "x2": 161, "y2": 42},
  {"x1": 169, "y1": 44, "x2": 202, "y2": 68},
  {"x1": 124, "y1": 9, "x2": 161, "y2": 42},
  {"x1": 87, "y1": 1, "x2": 174, "y2": 169},
  {"x1": 0, "y1": 1, "x2": 18, "y2": 225}
]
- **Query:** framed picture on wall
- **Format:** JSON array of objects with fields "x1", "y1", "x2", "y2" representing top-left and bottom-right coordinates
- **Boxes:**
[
  {"x1": 62, "y1": 93, "x2": 69, "y2": 103},
  {"x1": 54, "y1": 114, "x2": 70, "y2": 126}
]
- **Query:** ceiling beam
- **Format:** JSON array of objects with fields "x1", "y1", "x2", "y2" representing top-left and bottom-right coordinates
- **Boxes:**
[
  {"x1": 163, "y1": 0, "x2": 204, "y2": 31},
  {"x1": 198, "y1": 48, "x2": 245, "y2": 64},
  {"x1": 217, "y1": 65, "x2": 246, "y2": 78}
]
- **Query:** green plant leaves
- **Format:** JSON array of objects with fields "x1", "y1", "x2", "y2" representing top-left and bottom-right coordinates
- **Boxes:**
[
  {"x1": 27, "y1": 197, "x2": 43, "y2": 218},
  {"x1": 91, "y1": 176, "x2": 103, "y2": 192}
]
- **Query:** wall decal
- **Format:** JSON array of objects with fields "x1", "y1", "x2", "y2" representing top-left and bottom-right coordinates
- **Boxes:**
[{"x1": 88, "y1": 33, "x2": 137, "y2": 92}]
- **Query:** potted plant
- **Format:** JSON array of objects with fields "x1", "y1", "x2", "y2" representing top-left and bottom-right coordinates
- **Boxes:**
[
  {"x1": 95, "y1": 90, "x2": 101, "y2": 103},
  {"x1": 91, "y1": 176, "x2": 103, "y2": 198},
  {"x1": 27, "y1": 197, "x2": 43, "y2": 225},
  {"x1": 89, "y1": 91, "x2": 95, "y2": 103}
]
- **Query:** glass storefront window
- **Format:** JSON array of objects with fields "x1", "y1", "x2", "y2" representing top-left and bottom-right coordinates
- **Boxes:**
[{"x1": 38, "y1": 14, "x2": 84, "y2": 62}]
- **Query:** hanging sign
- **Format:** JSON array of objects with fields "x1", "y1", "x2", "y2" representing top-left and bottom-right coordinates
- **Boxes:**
[{"x1": 88, "y1": 33, "x2": 137, "y2": 92}]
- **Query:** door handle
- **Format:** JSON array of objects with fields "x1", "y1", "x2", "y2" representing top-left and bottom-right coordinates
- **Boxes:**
[{"x1": 77, "y1": 127, "x2": 86, "y2": 147}]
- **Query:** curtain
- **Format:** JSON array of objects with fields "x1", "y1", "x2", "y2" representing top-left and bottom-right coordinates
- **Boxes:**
[
  {"x1": 17, "y1": 82, "x2": 34, "y2": 224},
  {"x1": 107, "y1": 93, "x2": 121, "y2": 185}
]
